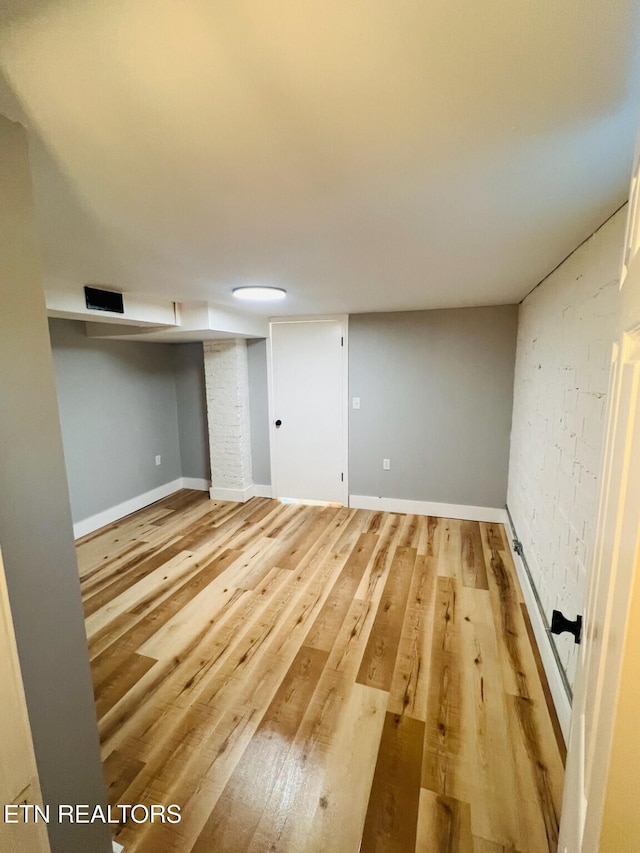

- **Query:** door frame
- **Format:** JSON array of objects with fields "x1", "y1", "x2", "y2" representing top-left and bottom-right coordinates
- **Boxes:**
[
  {"x1": 0, "y1": 543, "x2": 51, "y2": 853},
  {"x1": 267, "y1": 315, "x2": 349, "y2": 506},
  {"x1": 559, "y1": 161, "x2": 640, "y2": 848}
]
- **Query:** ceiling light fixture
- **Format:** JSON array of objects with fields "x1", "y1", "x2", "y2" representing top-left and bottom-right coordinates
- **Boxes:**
[{"x1": 232, "y1": 286, "x2": 286, "y2": 301}]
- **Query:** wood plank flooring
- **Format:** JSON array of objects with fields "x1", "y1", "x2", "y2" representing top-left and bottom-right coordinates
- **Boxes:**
[{"x1": 77, "y1": 490, "x2": 565, "y2": 853}]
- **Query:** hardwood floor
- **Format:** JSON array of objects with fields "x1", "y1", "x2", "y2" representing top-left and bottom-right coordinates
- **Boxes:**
[{"x1": 77, "y1": 490, "x2": 565, "y2": 853}]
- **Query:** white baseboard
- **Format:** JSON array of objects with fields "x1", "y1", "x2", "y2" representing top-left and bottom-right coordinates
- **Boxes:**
[
  {"x1": 252, "y1": 484, "x2": 273, "y2": 498},
  {"x1": 74, "y1": 477, "x2": 271, "y2": 539},
  {"x1": 209, "y1": 483, "x2": 273, "y2": 502},
  {"x1": 348, "y1": 494, "x2": 508, "y2": 524},
  {"x1": 209, "y1": 484, "x2": 255, "y2": 502},
  {"x1": 181, "y1": 477, "x2": 211, "y2": 491},
  {"x1": 504, "y1": 530, "x2": 572, "y2": 743},
  {"x1": 74, "y1": 479, "x2": 183, "y2": 539},
  {"x1": 73, "y1": 476, "x2": 210, "y2": 539}
]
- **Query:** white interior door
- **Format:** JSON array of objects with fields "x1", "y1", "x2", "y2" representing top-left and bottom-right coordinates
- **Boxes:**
[
  {"x1": 269, "y1": 317, "x2": 348, "y2": 504},
  {"x1": 0, "y1": 545, "x2": 51, "y2": 853},
  {"x1": 559, "y1": 153, "x2": 640, "y2": 851}
]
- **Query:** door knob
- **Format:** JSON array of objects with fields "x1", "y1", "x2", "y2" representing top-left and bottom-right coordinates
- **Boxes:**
[
  {"x1": 550, "y1": 610, "x2": 582, "y2": 644},
  {"x1": 275, "y1": 419, "x2": 282, "y2": 428}
]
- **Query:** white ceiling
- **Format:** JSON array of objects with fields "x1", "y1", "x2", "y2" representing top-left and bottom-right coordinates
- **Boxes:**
[{"x1": 0, "y1": 0, "x2": 639, "y2": 317}]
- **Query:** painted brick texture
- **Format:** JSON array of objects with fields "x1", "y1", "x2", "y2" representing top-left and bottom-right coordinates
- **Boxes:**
[
  {"x1": 507, "y1": 208, "x2": 624, "y2": 687},
  {"x1": 203, "y1": 339, "x2": 253, "y2": 491}
]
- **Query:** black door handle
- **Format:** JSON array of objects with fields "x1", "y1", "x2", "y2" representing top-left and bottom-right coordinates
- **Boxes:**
[
  {"x1": 275, "y1": 419, "x2": 282, "y2": 428},
  {"x1": 551, "y1": 610, "x2": 583, "y2": 644}
]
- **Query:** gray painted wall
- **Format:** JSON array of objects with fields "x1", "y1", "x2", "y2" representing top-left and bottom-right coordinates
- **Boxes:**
[
  {"x1": 349, "y1": 306, "x2": 518, "y2": 507},
  {"x1": 247, "y1": 338, "x2": 271, "y2": 485},
  {"x1": 49, "y1": 319, "x2": 183, "y2": 522},
  {"x1": 174, "y1": 343, "x2": 210, "y2": 481},
  {"x1": 0, "y1": 116, "x2": 111, "y2": 852}
]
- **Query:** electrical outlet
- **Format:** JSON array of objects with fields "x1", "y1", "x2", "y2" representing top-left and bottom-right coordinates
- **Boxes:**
[
  {"x1": 155, "y1": 455, "x2": 162, "y2": 466},
  {"x1": 352, "y1": 397, "x2": 361, "y2": 409},
  {"x1": 383, "y1": 458, "x2": 390, "y2": 470}
]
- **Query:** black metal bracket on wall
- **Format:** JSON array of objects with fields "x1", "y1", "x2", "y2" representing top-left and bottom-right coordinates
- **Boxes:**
[
  {"x1": 551, "y1": 610, "x2": 583, "y2": 644},
  {"x1": 505, "y1": 506, "x2": 574, "y2": 702},
  {"x1": 513, "y1": 534, "x2": 583, "y2": 645}
]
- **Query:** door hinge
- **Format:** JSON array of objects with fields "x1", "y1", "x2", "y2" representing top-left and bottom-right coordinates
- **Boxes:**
[
  {"x1": 341, "y1": 472, "x2": 344, "y2": 481},
  {"x1": 341, "y1": 336, "x2": 344, "y2": 346}
]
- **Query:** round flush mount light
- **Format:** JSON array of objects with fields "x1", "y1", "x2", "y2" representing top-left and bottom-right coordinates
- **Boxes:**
[{"x1": 232, "y1": 286, "x2": 286, "y2": 301}]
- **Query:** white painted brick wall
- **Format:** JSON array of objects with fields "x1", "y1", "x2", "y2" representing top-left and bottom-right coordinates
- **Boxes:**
[
  {"x1": 507, "y1": 208, "x2": 624, "y2": 687},
  {"x1": 203, "y1": 340, "x2": 253, "y2": 491}
]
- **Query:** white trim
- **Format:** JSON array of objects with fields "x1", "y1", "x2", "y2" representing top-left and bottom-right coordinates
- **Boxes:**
[
  {"x1": 112, "y1": 842, "x2": 124, "y2": 853},
  {"x1": 348, "y1": 494, "x2": 508, "y2": 524},
  {"x1": 181, "y1": 477, "x2": 211, "y2": 491},
  {"x1": 209, "y1": 484, "x2": 255, "y2": 503},
  {"x1": 341, "y1": 318, "x2": 349, "y2": 506},
  {"x1": 251, "y1": 483, "x2": 273, "y2": 498},
  {"x1": 279, "y1": 497, "x2": 341, "y2": 507},
  {"x1": 266, "y1": 324, "x2": 277, "y2": 502},
  {"x1": 267, "y1": 315, "x2": 349, "y2": 506},
  {"x1": 73, "y1": 479, "x2": 183, "y2": 539},
  {"x1": 209, "y1": 483, "x2": 273, "y2": 502},
  {"x1": 504, "y1": 533, "x2": 572, "y2": 742},
  {"x1": 73, "y1": 477, "x2": 210, "y2": 539}
]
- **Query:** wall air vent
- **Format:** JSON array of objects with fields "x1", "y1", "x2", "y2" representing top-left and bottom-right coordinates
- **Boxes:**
[{"x1": 84, "y1": 286, "x2": 124, "y2": 314}]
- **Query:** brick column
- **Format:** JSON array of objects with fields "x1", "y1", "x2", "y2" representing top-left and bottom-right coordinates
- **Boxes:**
[{"x1": 203, "y1": 339, "x2": 253, "y2": 501}]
